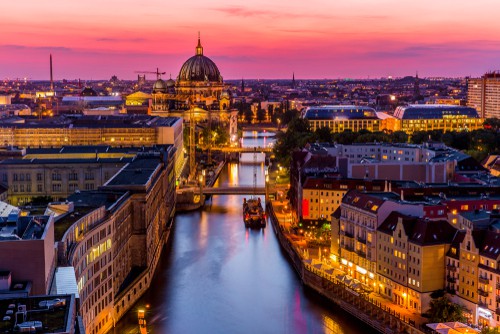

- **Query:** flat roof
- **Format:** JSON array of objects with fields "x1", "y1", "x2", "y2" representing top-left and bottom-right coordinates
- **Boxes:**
[
  {"x1": 0, "y1": 157, "x2": 133, "y2": 165},
  {"x1": 0, "y1": 115, "x2": 181, "y2": 129},
  {"x1": 105, "y1": 157, "x2": 161, "y2": 187},
  {"x1": 0, "y1": 295, "x2": 74, "y2": 333},
  {"x1": 67, "y1": 190, "x2": 128, "y2": 210}
]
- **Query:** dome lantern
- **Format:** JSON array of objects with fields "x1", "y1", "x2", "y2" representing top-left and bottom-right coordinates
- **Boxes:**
[{"x1": 195, "y1": 32, "x2": 203, "y2": 56}]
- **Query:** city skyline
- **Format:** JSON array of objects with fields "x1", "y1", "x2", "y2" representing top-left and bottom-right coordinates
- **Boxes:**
[{"x1": 1, "y1": 0, "x2": 500, "y2": 80}]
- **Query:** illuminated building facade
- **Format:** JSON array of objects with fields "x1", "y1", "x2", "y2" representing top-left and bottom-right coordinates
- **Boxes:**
[
  {"x1": 446, "y1": 210, "x2": 500, "y2": 328},
  {"x1": 377, "y1": 212, "x2": 456, "y2": 313},
  {"x1": 393, "y1": 104, "x2": 483, "y2": 134},
  {"x1": 0, "y1": 157, "x2": 130, "y2": 206},
  {"x1": 60, "y1": 151, "x2": 176, "y2": 334},
  {"x1": 338, "y1": 190, "x2": 424, "y2": 288},
  {"x1": 0, "y1": 115, "x2": 184, "y2": 178},
  {"x1": 468, "y1": 72, "x2": 500, "y2": 119},
  {"x1": 304, "y1": 104, "x2": 483, "y2": 134},
  {"x1": 124, "y1": 91, "x2": 152, "y2": 115},
  {"x1": 303, "y1": 106, "x2": 382, "y2": 132}
]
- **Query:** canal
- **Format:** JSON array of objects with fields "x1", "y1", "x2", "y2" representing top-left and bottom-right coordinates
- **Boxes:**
[{"x1": 113, "y1": 131, "x2": 371, "y2": 334}]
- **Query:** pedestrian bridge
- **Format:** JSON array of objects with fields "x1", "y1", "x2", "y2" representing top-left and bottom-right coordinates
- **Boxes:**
[{"x1": 202, "y1": 186, "x2": 266, "y2": 195}]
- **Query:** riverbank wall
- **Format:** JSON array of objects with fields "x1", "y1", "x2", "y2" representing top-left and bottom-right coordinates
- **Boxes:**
[{"x1": 267, "y1": 202, "x2": 426, "y2": 334}]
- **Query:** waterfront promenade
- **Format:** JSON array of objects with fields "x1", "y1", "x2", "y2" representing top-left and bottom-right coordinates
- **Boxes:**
[{"x1": 268, "y1": 200, "x2": 428, "y2": 334}]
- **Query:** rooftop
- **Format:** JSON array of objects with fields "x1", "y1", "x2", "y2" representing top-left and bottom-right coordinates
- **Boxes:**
[
  {"x1": 0, "y1": 115, "x2": 181, "y2": 129},
  {"x1": 67, "y1": 190, "x2": 128, "y2": 210},
  {"x1": 0, "y1": 295, "x2": 74, "y2": 333},
  {"x1": 104, "y1": 157, "x2": 161, "y2": 187},
  {"x1": 379, "y1": 212, "x2": 457, "y2": 246},
  {"x1": 0, "y1": 157, "x2": 133, "y2": 166},
  {"x1": 394, "y1": 104, "x2": 480, "y2": 120},
  {"x1": 0, "y1": 214, "x2": 51, "y2": 241},
  {"x1": 303, "y1": 105, "x2": 379, "y2": 120}
]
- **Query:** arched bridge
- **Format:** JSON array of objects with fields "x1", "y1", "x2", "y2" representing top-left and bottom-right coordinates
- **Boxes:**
[{"x1": 202, "y1": 186, "x2": 266, "y2": 195}]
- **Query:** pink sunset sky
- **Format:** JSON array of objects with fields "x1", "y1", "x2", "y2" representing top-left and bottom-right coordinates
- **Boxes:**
[{"x1": 1, "y1": 0, "x2": 499, "y2": 80}]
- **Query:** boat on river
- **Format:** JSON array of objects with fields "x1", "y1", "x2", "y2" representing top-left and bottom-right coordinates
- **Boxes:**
[{"x1": 243, "y1": 197, "x2": 266, "y2": 228}]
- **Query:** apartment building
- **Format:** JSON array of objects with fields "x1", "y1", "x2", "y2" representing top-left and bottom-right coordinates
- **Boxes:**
[
  {"x1": 377, "y1": 212, "x2": 456, "y2": 313},
  {"x1": 336, "y1": 190, "x2": 424, "y2": 287}
]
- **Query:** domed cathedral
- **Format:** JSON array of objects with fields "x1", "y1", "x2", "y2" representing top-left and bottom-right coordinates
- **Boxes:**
[
  {"x1": 177, "y1": 36, "x2": 224, "y2": 106},
  {"x1": 151, "y1": 35, "x2": 231, "y2": 116}
]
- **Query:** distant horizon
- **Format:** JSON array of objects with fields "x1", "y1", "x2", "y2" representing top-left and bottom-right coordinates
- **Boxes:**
[
  {"x1": 1, "y1": 1, "x2": 500, "y2": 80},
  {"x1": 1, "y1": 74, "x2": 485, "y2": 82}
]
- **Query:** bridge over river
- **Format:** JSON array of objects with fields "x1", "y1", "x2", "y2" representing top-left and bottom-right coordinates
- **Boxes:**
[{"x1": 202, "y1": 185, "x2": 266, "y2": 195}]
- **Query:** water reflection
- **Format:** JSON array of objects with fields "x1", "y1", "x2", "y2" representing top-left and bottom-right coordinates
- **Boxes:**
[{"x1": 112, "y1": 132, "x2": 370, "y2": 334}]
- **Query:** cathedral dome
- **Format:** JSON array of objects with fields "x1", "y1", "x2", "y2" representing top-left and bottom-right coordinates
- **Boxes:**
[
  {"x1": 166, "y1": 78, "x2": 175, "y2": 87},
  {"x1": 178, "y1": 37, "x2": 222, "y2": 83},
  {"x1": 152, "y1": 79, "x2": 167, "y2": 93}
]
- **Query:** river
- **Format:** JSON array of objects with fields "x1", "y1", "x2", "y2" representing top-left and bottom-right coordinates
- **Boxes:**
[{"x1": 112, "y1": 131, "x2": 371, "y2": 334}]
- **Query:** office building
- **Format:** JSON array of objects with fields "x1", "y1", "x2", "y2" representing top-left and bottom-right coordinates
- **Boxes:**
[
  {"x1": 58, "y1": 149, "x2": 176, "y2": 334},
  {"x1": 303, "y1": 105, "x2": 382, "y2": 132},
  {"x1": 468, "y1": 72, "x2": 500, "y2": 119},
  {"x1": 393, "y1": 104, "x2": 483, "y2": 134}
]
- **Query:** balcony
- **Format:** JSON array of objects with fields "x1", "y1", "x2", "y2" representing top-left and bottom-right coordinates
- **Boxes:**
[
  {"x1": 342, "y1": 230, "x2": 354, "y2": 238},
  {"x1": 446, "y1": 264, "x2": 457, "y2": 272},
  {"x1": 478, "y1": 276, "x2": 489, "y2": 284},
  {"x1": 478, "y1": 288, "x2": 489, "y2": 297},
  {"x1": 446, "y1": 276, "x2": 457, "y2": 283},
  {"x1": 356, "y1": 250, "x2": 367, "y2": 258},
  {"x1": 496, "y1": 308, "x2": 500, "y2": 316},
  {"x1": 356, "y1": 235, "x2": 366, "y2": 244},
  {"x1": 446, "y1": 287, "x2": 456, "y2": 295},
  {"x1": 496, "y1": 295, "x2": 500, "y2": 303},
  {"x1": 496, "y1": 282, "x2": 500, "y2": 290}
]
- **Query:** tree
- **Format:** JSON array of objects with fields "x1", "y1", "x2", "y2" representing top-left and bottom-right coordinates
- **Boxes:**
[
  {"x1": 273, "y1": 117, "x2": 313, "y2": 166},
  {"x1": 282, "y1": 108, "x2": 300, "y2": 125},
  {"x1": 314, "y1": 127, "x2": 333, "y2": 143},
  {"x1": 426, "y1": 295, "x2": 467, "y2": 323},
  {"x1": 244, "y1": 109, "x2": 253, "y2": 124},
  {"x1": 484, "y1": 118, "x2": 500, "y2": 131},
  {"x1": 391, "y1": 131, "x2": 409, "y2": 143},
  {"x1": 410, "y1": 131, "x2": 430, "y2": 144},
  {"x1": 257, "y1": 109, "x2": 266, "y2": 123},
  {"x1": 333, "y1": 130, "x2": 359, "y2": 144},
  {"x1": 267, "y1": 104, "x2": 274, "y2": 120}
]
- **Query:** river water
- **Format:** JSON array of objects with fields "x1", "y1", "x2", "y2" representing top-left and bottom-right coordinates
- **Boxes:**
[{"x1": 113, "y1": 131, "x2": 370, "y2": 334}]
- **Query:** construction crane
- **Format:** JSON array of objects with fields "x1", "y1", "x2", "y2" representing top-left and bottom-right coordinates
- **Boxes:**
[{"x1": 134, "y1": 68, "x2": 166, "y2": 80}]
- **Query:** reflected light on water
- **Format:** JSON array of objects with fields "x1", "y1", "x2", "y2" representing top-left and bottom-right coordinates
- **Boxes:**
[
  {"x1": 293, "y1": 288, "x2": 306, "y2": 333},
  {"x1": 322, "y1": 314, "x2": 345, "y2": 334},
  {"x1": 229, "y1": 163, "x2": 238, "y2": 185},
  {"x1": 197, "y1": 212, "x2": 209, "y2": 248}
]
